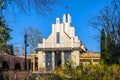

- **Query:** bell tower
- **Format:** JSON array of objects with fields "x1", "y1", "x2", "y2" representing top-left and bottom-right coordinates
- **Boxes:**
[
  {"x1": 63, "y1": 14, "x2": 71, "y2": 23},
  {"x1": 63, "y1": 5, "x2": 71, "y2": 23}
]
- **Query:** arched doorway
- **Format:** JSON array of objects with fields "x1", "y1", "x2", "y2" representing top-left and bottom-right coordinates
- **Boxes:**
[
  {"x1": 14, "y1": 63, "x2": 21, "y2": 70},
  {"x1": 2, "y1": 61, "x2": 9, "y2": 70}
]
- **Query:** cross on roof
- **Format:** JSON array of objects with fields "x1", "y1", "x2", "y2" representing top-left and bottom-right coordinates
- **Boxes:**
[{"x1": 65, "y1": 5, "x2": 69, "y2": 13}]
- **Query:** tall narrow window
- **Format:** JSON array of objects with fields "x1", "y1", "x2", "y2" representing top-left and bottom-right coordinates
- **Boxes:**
[
  {"x1": 66, "y1": 14, "x2": 68, "y2": 22},
  {"x1": 56, "y1": 32, "x2": 60, "y2": 43},
  {"x1": 64, "y1": 51, "x2": 71, "y2": 65}
]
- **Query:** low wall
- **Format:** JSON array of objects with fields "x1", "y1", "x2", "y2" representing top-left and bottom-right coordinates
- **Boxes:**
[{"x1": 0, "y1": 71, "x2": 30, "y2": 80}]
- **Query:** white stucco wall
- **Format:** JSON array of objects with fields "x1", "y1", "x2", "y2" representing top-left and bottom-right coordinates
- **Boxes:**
[
  {"x1": 38, "y1": 14, "x2": 86, "y2": 50},
  {"x1": 38, "y1": 51, "x2": 45, "y2": 70}
]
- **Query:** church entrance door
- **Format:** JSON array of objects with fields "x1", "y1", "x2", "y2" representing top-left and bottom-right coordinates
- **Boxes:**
[
  {"x1": 45, "y1": 51, "x2": 52, "y2": 71},
  {"x1": 55, "y1": 51, "x2": 61, "y2": 68}
]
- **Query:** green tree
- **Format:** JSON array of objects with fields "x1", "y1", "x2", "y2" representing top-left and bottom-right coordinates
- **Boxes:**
[
  {"x1": 100, "y1": 28, "x2": 107, "y2": 63},
  {"x1": 106, "y1": 33, "x2": 112, "y2": 64},
  {"x1": 0, "y1": 16, "x2": 12, "y2": 53},
  {"x1": 117, "y1": 25, "x2": 120, "y2": 64},
  {"x1": 0, "y1": 0, "x2": 2, "y2": 8}
]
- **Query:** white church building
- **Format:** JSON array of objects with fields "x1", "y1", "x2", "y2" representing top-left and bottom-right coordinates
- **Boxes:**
[{"x1": 35, "y1": 14, "x2": 87, "y2": 71}]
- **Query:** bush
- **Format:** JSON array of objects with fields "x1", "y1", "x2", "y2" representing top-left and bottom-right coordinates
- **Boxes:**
[
  {"x1": 51, "y1": 64, "x2": 120, "y2": 80},
  {"x1": 34, "y1": 63, "x2": 120, "y2": 80}
]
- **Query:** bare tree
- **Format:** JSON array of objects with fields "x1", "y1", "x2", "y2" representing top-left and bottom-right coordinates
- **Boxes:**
[
  {"x1": 0, "y1": 0, "x2": 62, "y2": 16},
  {"x1": 90, "y1": 0, "x2": 120, "y2": 43},
  {"x1": 89, "y1": 0, "x2": 120, "y2": 64},
  {"x1": 22, "y1": 26, "x2": 42, "y2": 54}
]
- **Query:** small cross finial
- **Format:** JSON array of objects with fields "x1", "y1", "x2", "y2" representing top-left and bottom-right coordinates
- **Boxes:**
[{"x1": 65, "y1": 5, "x2": 68, "y2": 13}]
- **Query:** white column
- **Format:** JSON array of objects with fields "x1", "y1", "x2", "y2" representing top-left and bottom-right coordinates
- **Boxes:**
[
  {"x1": 38, "y1": 51, "x2": 45, "y2": 71},
  {"x1": 72, "y1": 50, "x2": 80, "y2": 67},
  {"x1": 43, "y1": 51, "x2": 45, "y2": 72},
  {"x1": 68, "y1": 14, "x2": 71, "y2": 23},
  {"x1": 52, "y1": 51, "x2": 55, "y2": 70},
  {"x1": 61, "y1": 51, "x2": 64, "y2": 66},
  {"x1": 63, "y1": 14, "x2": 66, "y2": 23}
]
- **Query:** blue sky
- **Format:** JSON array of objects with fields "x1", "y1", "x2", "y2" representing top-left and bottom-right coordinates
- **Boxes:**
[{"x1": 4, "y1": 0, "x2": 108, "y2": 52}]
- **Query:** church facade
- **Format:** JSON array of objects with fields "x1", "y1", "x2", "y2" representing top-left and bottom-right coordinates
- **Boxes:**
[{"x1": 36, "y1": 14, "x2": 87, "y2": 71}]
